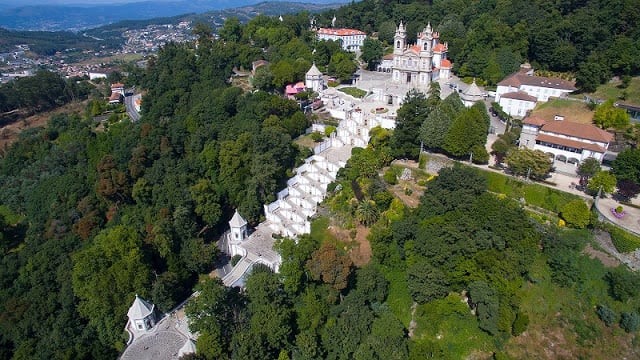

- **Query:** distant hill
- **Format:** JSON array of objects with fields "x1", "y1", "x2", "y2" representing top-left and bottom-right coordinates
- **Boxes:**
[{"x1": 0, "y1": 0, "x2": 349, "y2": 31}]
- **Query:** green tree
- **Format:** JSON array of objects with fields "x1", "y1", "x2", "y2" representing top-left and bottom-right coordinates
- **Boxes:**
[
  {"x1": 408, "y1": 258, "x2": 449, "y2": 303},
  {"x1": 560, "y1": 199, "x2": 591, "y2": 229},
  {"x1": 612, "y1": 148, "x2": 640, "y2": 184},
  {"x1": 360, "y1": 38, "x2": 384, "y2": 70},
  {"x1": 505, "y1": 148, "x2": 552, "y2": 180},
  {"x1": 593, "y1": 100, "x2": 630, "y2": 130},
  {"x1": 577, "y1": 157, "x2": 601, "y2": 182},
  {"x1": 587, "y1": 171, "x2": 617, "y2": 195},
  {"x1": 72, "y1": 226, "x2": 152, "y2": 347},
  {"x1": 391, "y1": 89, "x2": 429, "y2": 159},
  {"x1": 606, "y1": 267, "x2": 640, "y2": 302},
  {"x1": 355, "y1": 200, "x2": 379, "y2": 226},
  {"x1": 420, "y1": 92, "x2": 464, "y2": 151},
  {"x1": 328, "y1": 52, "x2": 357, "y2": 82}
]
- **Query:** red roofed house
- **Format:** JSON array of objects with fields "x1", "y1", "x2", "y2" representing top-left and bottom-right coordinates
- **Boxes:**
[
  {"x1": 498, "y1": 91, "x2": 538, "y2": 117},
  {"x1": 111, "y1": 82, "x2": 125, "y2": 95},
  {"x1": 317, "y1": 28, "x2": 367, "y2": 52},
  {"x1": 285, "y1": 81, "x2": 306, "y2": 99},
  {"x1": 519, "y1": 115, "x2": 614, "y2": 165},
  {"x1": 495, "y1": 64, "x2": 576, "y2": 116},
  {"x1": 391, "y1": 21, "x2": 451, "y2": 88}
]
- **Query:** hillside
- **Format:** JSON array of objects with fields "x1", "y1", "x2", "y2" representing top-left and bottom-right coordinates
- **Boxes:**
[{"x1": 0, "y1": 0, "x2": 349, "y2": 31}]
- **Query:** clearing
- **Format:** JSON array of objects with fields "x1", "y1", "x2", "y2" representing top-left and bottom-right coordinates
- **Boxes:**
[
  {"x1": 1, "y1": 100, "x2": 87, "y2": 150},
  {"x1": 588, "y1": 76, "x2": 640, "y2": 104},
  {"x1": 530, "y1": 98, "x2": 594, "y2": 124}
]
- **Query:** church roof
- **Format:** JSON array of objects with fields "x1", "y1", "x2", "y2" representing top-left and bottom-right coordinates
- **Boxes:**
[
  {"x1": 127, "y1": 295, "x2": 154, "y2": 320},
  {"x1": 433, "y1": 43, "x2": 446, "y2": 52},
  {"x1": 317, "y1": 28, "x2": 366, "y2": 36},
  {"x1": 440, "y1": 59, "x2": 452, "y2": 69},
  {"x1": 462, "y1": 80, "x2": 484, "y2": 97},
  {"x1": 306, "y1": 63, "x2": 322, "y2": 77},
  {"x1": 178, "y1": 339, "x2": 197, "y2": 357},
  {"x1": 229, "y1": 210, "x2": 247, "y2": 228}
]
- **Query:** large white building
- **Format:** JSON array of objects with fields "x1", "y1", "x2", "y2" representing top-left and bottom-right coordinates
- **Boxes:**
[
  {"x1": 391, "y1": 21, "x2": 452, "y2": 87},
  {"x1": 317, "y1": 28, "x2": 367, "y2": 52},
  {"x1": 519, "y1": 115, "x2": 614, "y2": 164},
  {"x1": 496, "y1": 64, "x2": 576, "y2": 117}
]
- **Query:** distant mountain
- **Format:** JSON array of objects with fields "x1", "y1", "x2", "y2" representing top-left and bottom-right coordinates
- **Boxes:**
[{"x1": 0, "y1": 0, "x2": 350, "y2": 31}]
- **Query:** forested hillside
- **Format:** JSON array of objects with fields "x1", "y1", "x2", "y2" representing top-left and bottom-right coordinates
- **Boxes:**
[
  {"x1": 321, "y1": 0, "x2": 640, "y2": 90},
  {"x1": 1, "y1": 0, "x2": 640, "y2": 359}
]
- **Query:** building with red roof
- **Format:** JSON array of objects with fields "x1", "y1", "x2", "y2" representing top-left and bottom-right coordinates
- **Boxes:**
[
  {"x1": 496, "y1": 64, "x2": 576, "y2": 105},
  {"x1": 519, "y1": 115, "x2": 613, "y2": 164},
  {"x1": 391, "y1": 21, "x2": 451, "y2": 88},
  {"x1": 317, "y1": 28, "x2": 367, "y2": 52}
]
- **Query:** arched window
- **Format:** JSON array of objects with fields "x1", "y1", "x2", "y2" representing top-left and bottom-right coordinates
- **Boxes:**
[
  {"x1": 424, "y1": 43, "x2": 428, "y2": 50},
  {"x1": 396, "y1": 40, "x2": 400, "y2": 48}
]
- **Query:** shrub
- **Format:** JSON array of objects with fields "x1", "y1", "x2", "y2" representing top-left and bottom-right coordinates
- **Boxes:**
[
  {"x1": 310, "y1": 132, "x2": 323, "y2": 142},
  {"x1": 596, "y1": 304, "x2": 617, "y2": 327},
  {"x1": 324, "y1": 125, "x2": 336, "y2": 137},
  {"x1": 606, "y1": 224, "x2": 640, "y2": 253},
  {"x1": 560, "y1": 199, "x2": 591, "y2": 229},
  {"x1": 471, "y1": 145, "x2": 490, "y2": 164},
  {"x1": 231, "y1": 254, "x2": 242, "y2": 267},
  {"x1": 383, "y1": 169, "x2": 397, "y2": 184},
  {"x1": 616, "y1": 205, "x2": 624, "y2": 213},
  {"x1": 620, "y1": 312, "x2": 640, "y2": 333},
  {"x1": 512, "y1": 312, "x2": 529, "y2": 336}
]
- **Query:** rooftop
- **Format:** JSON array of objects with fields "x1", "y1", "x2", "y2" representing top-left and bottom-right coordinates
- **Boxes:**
[
  {"x1": 498, "y1": 71, "x2": 576, "y2": 91},
  {"x1": 501, "y1": 91, "x2": 538, "y2": 102},
  {"x1": 536, "y1": 133, "x2": 607, "y2": 153},
  {"x1": 127, "y1": 295, "x2": 154, "y2": 320},
  {"x1": 317, "y1": 28, "x2": 366, "y2": 36},
  {"x1": 540, "y1": 120, "x2": 614, "y2": 143},
  {"x1": 229, "y1": 210, "x2": 247, "y2": 228}
]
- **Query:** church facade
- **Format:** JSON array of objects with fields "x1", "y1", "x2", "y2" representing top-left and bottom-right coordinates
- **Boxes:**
[{"x1": 391, "y1": 22, "x2": 451, "y2": 87}]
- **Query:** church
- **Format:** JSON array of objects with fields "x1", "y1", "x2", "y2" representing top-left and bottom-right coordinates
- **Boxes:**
[{"x1": 391, "y1": 22, "x2": 451, "y2": 87}]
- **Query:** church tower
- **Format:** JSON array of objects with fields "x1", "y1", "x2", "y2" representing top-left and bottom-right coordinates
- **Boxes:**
[
  {"x1": 229, "y1": 210, "x2": 248, "y2": 243},
  {"x1": 394, "y1": 21, "x2": 407, "y2": 55}
]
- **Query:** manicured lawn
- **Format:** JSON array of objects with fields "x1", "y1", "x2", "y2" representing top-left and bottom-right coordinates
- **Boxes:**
[
  {"x1": 338, "y1": 87, "x2": 367, "y2": 98},
  {"x1": 481, "y1": 170, "x2": 583, "y2": 213},
  {"x1": 530, "y1": 98, "x2": 594, "y2": 124}
]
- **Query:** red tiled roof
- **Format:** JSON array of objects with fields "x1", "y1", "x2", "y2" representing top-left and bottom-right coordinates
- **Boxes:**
[
  {"x1": 540, "y1": 121, "x2": 613, "y2": 143},
  {"x1": 523, "y1": 116, "x2": 546, "y2": 126},
  {"x1": 317, "y1": 28, "x2": 366, "y2": 36},
  {"x1": 109, "y1": 92, "x2": 121, "y2": 101},
  {"x1": 382, "y1": 53, "x2": 394, "y2": 60},
  {"x1": 433, "y1": 43, "x2": 446, "y2": 52},
  {"x1": 440, "y1": 59, "x2": 452, "y2": 68},
  {"x1": 536, "y1": 134, "x2": 607, "y2": 153},
  {"x1": 501, "y1": 91, "x2": 537, "y2": 102},
  {"x1": 498, "y1": 73, "x2": 576, "y2": 91}
]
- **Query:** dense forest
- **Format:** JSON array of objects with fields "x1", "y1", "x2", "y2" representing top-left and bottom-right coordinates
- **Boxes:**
[{"x1": 1, "y1": 0, "x2": 640, "y2": 359}]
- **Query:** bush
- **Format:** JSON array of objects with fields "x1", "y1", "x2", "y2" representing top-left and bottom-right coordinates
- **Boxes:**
[
  {"x1": 231, "y1": 254, "x2": 242, "y2": 267},
  {"x1": 512, "y1": 312, "x2": 529, "y2": 336},
  {"x1": 606, "y1": 224, "x2": 640, "y2": 253},
  {"x1": 620, "y1": 312, "x2": 640, "y2": 333},
  {"x1": 418, "y1": 153, "x2": 427, "y2": 169},
  {"x1": 596, "y1": 304, "x2": 617, "y2": 327},
  {"x1": 560, "y1": 199, "x2": 591, "y2": 229},
  {"x1": 383, "y1": 169, "x2": 397, "y2": 184},
  {"x1": 310, "y1": 131, "x2": 324, "y2": 142},
  {"x1": 471, "y1": 145, "x2": 490, "y2": 164}
]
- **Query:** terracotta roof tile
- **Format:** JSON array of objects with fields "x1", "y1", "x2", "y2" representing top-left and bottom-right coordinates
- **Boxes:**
[
  {"x1": 523, "y1": 116, "x2": 546, "y2": 126},
  {"x1": 498, "y1": 73, "x2": 576, "y2": 91},
  {"x1": 501, "y1": 91, "x2": 537, "y2": 102},
  {"x1": 440, "y1": 59, "x2": 452, "y2": 68},
  {"x1": 536, "y1": 133, "x2": 607, "y2": 153},
  {"x1": 540, "y1": 121, "x2": 613, "y2": 143},
  {"x1": 317, "y1": 28, "x2": 366, "y2": 36},
  {"x1": 433, "y1": 43, "x2": 446, "y2": 52}
]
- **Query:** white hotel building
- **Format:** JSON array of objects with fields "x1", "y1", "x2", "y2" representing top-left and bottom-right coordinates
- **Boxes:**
[{"x1": 317, "y1": 28, "x2": 367, "y2": 52}]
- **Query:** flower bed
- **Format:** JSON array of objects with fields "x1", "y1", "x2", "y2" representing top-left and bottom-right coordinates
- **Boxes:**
[{"x1": 611, "y1": 207, "x2": 626, "y2": 219}]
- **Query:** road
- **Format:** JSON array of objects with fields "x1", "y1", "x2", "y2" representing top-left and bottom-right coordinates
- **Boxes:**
[{"x1": 124, "y1": 90, "x2": 141, "y2": 122}]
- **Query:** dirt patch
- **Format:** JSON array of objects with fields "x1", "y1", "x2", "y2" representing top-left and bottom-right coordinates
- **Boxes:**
[
  {"x1": 583, "y1": 243, "x2": 620, "y2": 268},
  {"x1": 507, "y1": 326, "x2": 574, "y2": 359},
  {"x1": 349, "y1": 225, "x2": 371, "y2": 266},
  {"x1": 388, "y1": 180, "x2": 424, "y2": 208},
  {"x1": 0, "y1": 101, "x2": 87, "y2": 150},
  {"x1": 327, "y1": 224, "x2": 371, "y2": 267}
]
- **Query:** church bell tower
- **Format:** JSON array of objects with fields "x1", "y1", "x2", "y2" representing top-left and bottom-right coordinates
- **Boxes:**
[{"x1": 394, "y1": 21, "x2": 407, "y2": 55}]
